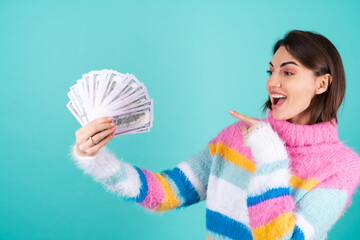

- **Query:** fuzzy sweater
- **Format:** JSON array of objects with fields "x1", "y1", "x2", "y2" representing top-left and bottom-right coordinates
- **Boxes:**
[{"x1": 70, "y1": 109, "x2": 360, "y2": 240}]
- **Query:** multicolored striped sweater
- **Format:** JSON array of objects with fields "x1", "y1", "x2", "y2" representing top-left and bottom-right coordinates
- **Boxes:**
[{"x1": 70, "y1": 109, "x2": 360, "y2": 240}]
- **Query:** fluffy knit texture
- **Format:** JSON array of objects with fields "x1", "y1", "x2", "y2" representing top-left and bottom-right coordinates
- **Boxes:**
[{"x1": 70, "y1": 109, "x2": 360, "y2": 240}]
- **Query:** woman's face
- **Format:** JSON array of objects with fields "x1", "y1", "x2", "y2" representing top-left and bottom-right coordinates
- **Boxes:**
[{"x1": 266, "y1": 46, "x2": 326, "y2": 125}]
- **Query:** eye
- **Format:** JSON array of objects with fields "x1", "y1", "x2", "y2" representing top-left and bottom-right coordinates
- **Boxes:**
[
  {"x1": 285, "y1": 71, "x2": 293, "y2": 76},
  {"x1": 266, "y1": 70, "x2": 273, "y2": 75}
]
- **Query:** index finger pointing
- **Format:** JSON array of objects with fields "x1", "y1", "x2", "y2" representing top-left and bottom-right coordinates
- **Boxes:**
[{"x1": 229, "y1": 110, "x2": 260, "y2": 126}]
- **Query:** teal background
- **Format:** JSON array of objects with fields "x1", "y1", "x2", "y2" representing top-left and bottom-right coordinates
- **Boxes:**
[{"x1": 1, "y1": 0, "x2": 359, "y2": 239}]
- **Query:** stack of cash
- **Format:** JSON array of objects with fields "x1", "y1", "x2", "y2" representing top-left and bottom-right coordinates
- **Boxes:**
[{"x1": 67, "y1": 69, "x2": 154, "y2": 136}]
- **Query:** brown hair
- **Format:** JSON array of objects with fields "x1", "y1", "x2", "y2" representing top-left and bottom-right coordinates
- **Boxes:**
[{"x1": 262, "y1": 30, "x2": 346, "y2": 125}]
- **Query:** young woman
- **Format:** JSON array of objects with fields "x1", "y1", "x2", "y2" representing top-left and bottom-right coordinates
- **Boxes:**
[{"x1": 71, "y1": 30, "x2": 360, "y2": 240}]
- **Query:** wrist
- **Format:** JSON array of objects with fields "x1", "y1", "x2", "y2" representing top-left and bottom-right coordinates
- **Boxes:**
[
  {"x1": 72, "y1": 144, "x2": 98, "y2": 162},
  {"x1": 70, "y1": 143, "x2": 120, "y2": 180}
]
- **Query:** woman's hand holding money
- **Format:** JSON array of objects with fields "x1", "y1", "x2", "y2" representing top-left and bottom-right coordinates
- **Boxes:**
[{"x1": 75, "y1": 116, "x2": 116, "y2": 157}]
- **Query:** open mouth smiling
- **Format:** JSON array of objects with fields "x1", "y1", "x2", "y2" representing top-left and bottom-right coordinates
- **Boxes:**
[{"x1": 271, "y1": 93, "x2": 287, "y2": 107}]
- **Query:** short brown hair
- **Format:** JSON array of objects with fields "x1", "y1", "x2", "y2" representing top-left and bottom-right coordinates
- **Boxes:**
[{"x1": 262, "y1": 30, "x2": 346, "y2": 125}]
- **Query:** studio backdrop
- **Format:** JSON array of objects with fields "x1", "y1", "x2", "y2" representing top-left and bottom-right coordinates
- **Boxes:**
[{"x1": 0, "y1": 0, "x2": 359, "y2": 239}]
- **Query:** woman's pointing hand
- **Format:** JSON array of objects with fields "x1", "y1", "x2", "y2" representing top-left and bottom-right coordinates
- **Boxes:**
[{"x1": 229, "y1": 110, "x2": 261, "y2": 143}]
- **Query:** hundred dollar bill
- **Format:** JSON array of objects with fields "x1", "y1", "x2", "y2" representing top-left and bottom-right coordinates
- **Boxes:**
[
  {"x1": 103, "y1": 77, "x2": 142, "y2": 107},
  {"x1": 88, "y1": 71, "x2": 98, "y2": 118},
  {"x1": 99, "y1": 73, "x2": 132, "y2": 106},
  {"x1": 67, "y1": 101, "x2": 85, "y2": 126},
  {"x1": 94, "y1": 71, "x2": 127, "y2": 114},
  {"x1": 111, "y1": 106, "x2": 152, "y2": 135},
  {"x1": 100, "y1": 72, "x2": 126, "y2": 105},
  {"x1": 115, "y1": 126, "x2": 150, "y2": 136},
  {"x1": 102, "y1": 91, "x2": 149, "y2": 114},
  {"x1": 92, "y1": 71, "x2": 107, "y2": 111},
  {"x1": 81, "y1": 73, "x2": 91, "y2": 117},
  {"x1": 70, "y1": 84, "x2": 89, "y2": 123},
  {"x1": 122, "y1": 99, "x2": 153, "y2": 115}
]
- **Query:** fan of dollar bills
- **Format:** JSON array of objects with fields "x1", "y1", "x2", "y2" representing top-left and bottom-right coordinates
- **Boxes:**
[{"x1": 66, "y1": 69, "x2": 154, "y2": 136}]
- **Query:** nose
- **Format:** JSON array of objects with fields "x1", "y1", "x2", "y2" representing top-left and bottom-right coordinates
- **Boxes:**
[{"x1": 267, "y1": 75, "x2": 282, "y2": 88}]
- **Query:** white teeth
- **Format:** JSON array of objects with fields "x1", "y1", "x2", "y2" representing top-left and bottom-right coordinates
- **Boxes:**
[{"x1": 271, "y1": 94, "x2": 287, "y2": 98}]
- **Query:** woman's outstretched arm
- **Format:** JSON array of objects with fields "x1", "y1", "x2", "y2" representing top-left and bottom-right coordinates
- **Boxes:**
[
  {"x1": 69, "y1": 116, "x2": 214, "y2": 214},
  {"x1": 70, "y1": 142, "x2": 213, "y2": 214},
  {"x1": 244, "y1": 122, "x2": 358, "y2": 240}
]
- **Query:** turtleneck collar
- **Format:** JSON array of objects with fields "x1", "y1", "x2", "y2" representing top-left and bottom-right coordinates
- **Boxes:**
[{"x1": 264, "y1": 109, "x2": 339, "y2": 147}]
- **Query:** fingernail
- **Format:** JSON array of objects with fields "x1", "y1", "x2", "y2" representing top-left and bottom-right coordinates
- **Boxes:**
[
  {"x1": 108, "y1": 116, "x2": 113, "y2": 121},
  {"x1": 111, "y1": 126, "x2": 116, "y2": 131},
  {"x1": 229, "y1": 110, "x2": 234, "y2": 114},
  {"x1": 110, "y1": 122, "x2": 115, "y2": 127}
]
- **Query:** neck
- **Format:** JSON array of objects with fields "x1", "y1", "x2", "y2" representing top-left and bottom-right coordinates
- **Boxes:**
[{"x1": 286, "y1": 106, "x2": 313, "y2": 125}]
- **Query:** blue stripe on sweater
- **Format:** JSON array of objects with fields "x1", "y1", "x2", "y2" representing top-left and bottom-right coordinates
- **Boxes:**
[
  {"x1": 163, "y1": 168, "x2": 200, "y2": 206},
  {"x1": 291, "y1": 225, "x2": 305, "y2": 240},
  {"x1": 247, "y1": 187, "x2": 290, "y2": 207},
  {"x1": 133, "y1": 166, "x2": 148, "y2": 203},
  {"x1": 206, "y1": 208, "x2": 252, "y2": 240}
]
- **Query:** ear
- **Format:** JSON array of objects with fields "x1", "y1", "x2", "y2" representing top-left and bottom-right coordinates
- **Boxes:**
[{"x1": 315, "y1": 73, "x2": 332, "y2": 95}]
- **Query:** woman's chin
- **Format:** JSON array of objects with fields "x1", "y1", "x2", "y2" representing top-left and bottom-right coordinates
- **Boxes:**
[{"x1": 271, "y1": 111, "x2": 288, "y2": 121}]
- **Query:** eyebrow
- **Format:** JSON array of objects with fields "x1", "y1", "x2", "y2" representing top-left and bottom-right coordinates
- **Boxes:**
[{"x1": 269, "y1": 61, "x2": 299, "y2": 68}]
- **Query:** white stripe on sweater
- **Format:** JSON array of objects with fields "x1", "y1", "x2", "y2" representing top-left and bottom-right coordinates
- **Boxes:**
[
  {"x1": 206, "y1": 175, "x2": 250, "y2": 225},
  {"x1": 247, "y1": 168, "x2": 291, "y2": 197},
  {"x1": 295, "y1": 212, "x2": 315, "y2": 240},
  {"x1": 105, "y1": 163, "x2": 141, "y2": 198}
]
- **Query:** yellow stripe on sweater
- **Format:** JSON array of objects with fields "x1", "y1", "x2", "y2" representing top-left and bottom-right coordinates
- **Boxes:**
[
  {"x1": 252, "y1": 212, "x2": 295, "y2": 240},
  {"x1": 208, "y1": 142, "x2": 255, "y2": 174},
  {"x1": 289, "y1": 175, "x2": 319, "y2": 191},
  {"x1": 153, "y1": 173, "x2": 179, "y2": 212}
]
